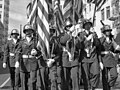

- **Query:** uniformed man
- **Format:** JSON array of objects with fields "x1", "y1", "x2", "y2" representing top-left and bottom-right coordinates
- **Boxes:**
[
  {"x1": 48, "y1": 27, "x2": 63, "y2": 90},
  {"x1": 3, "y1": 29, "x2": 21, "y2": 90},
  {"x1": 15, "y1": 24, "x2": 41, "y2": 90},
  {"x1": 79, "y1": 19, "x2": 101, "y2": 90},
  {"x1": 100, "y1": 25, "x2": 119, "y2": 90},
  {"x1": 59, "y1": 18, "x2": 73, "y2": 90}
]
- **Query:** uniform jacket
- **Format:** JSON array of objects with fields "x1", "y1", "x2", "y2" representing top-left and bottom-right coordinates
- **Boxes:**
[
  {"x1": 3, "y1": 39, "x2": 20, "y2": 67},
  {"x1": 50, "y1": 36, "x2": 62, "y2": 66},
  {"x1": 16, "y1": 38, "x2": 40, "y2": 72},
  {"x1": 68, "y1": 37, "x2": 81, "y2": 67},
  {"x1": 100, "y1": 36, "x2": 117, "y2": 67},
  {"x1": 78, "y1": 31, "x2": 101, "y2": 63},
  {"x1": 62, "y1": 36, "x2": 81, "y2": 67}
]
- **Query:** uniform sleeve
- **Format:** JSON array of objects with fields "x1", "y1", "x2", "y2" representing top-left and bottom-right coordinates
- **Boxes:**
[
  {"x1": 3, "y1": 42, "x2": 9, "y2": 63},
  {"x1": 112, "y1": 38, "x2": 120, "y2": 51},
  {"x1": 74, "y1": 39, "x2": 81, "y2": 60},
  {"x1": 52, "y1": 41, "x2": 60, "y2": 60},
  {"x1": 97, "y1": 39, "x2": 102, "y2": 62},
  {"x1": 78, "y1": 32, "x2": 85, "y2": 43},
  {"x1": 15, "y1": 41, "x2": 22, "y2": 62}
]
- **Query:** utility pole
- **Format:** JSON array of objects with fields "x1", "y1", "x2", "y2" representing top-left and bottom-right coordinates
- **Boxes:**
[{"x1": 20, "y1": 24, "x2": 22, "y2": 39}]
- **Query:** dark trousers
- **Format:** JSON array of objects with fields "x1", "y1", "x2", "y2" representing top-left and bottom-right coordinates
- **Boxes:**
[
  {"x1": 63, "y1": 67, "x2": 71, "y2": 90},
  {"x1": 9, "y1": 67, "x2": 15, "y2": 89},
  {"x1": 49, "y1": 65, "x2": 62, "y2": 90},
  {"x1": 20, "y1": 70, "x2": 37, "y2": 90},
  {"x1": 15, "y1": 67, "x2": 21, "y2": 90},
  {"x1": 81, "y1": 61, "x2": 100, "y2": 90},
  {"x1": 71, "y1": 66, "x2": 79, "y2": 90},
  {"x1": 102, "y1": 67, "x2": 118, "y2": 90},
  {"x1": 78, "y1": 63, "x2": 82, "y2": 86},
  {"x1": 37, "y1": 67, "x2": 48, "y2": 90}
]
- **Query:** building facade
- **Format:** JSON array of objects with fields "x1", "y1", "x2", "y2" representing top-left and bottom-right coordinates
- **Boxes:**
[
  {"x1": 110, "y1": 0, "x2": 120, "y2": 34},
  {"x1": 0, "y1": 0, "x2": 9, "y2": 51},
  {"x1": 82, "y1": 0, "x2": 113, "y2": 38}
]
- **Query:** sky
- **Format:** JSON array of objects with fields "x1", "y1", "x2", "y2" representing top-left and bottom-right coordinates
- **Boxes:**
[{"x1": 9, "y1": 0, "x2": 31, "y2": 34}]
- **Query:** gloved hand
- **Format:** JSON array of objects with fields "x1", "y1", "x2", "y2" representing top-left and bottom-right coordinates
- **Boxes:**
[
  {"x1": 3, "y1": 63, "x2": 6, "y2": 68},
  {"x1": 68, "y1": 52, "x2": 72, "y2": 61},
  {"x1": 47, "y1": 59, "x2": 55, "y2": 67},
  {"x1": 31, "y1": 49, "x2": 37, "y2": 56},
  {"x1": 87, "y1": 34, "x2": 93, "y2": 41},
  {"x1": 15, "y1": 61, "x2": 19, "y2": 68},
  {"x1": 100, "y1": 62, "x2": 104, "y2": 70}
]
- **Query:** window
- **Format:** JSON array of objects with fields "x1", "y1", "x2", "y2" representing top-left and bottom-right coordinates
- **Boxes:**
[
  {"x1": 0, "y1": 4, "x2": 2, "y2": 8},
  {"x1": 106, "y1": 6, "x2": 110, "y2": 19},
  {"x1": 101, "y1": 9, "x2": 105, "y2": 21}
]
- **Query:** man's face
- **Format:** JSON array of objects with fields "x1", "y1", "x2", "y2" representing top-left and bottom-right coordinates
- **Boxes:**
[
  {"x1": 26, "y1": 33, "x2": 33, "y2": 37},
  {"x1": 11, "y1": 33, "x2": 18, "y2": 39},
  {"x1": 50, "y1": 29, "x2": 55, "y2": 37},
  {"x1": 84, "y1": 23, "x2": 92, "y2": 30},
  {"x1": 105, "y1": 31, "x2": 111, "y2": 36},
  {"x1": 25, "y1": 30, "x2": 33, "y2": 38}
]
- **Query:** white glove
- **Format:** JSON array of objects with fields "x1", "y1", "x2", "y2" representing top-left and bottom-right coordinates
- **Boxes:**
[
  {"x1": 15, "y1": 61, "x2": 19, "y2": 68},
  {"x1": 68, "y1": 52, "x2": 72, "y2": 61},
  {"x1": 47, "y1": 59, "x2": 55, "y2": 67},
  {"x1": 31, "y1": 49, "x2": 37, "y2": 56},
  {"x1": 100, "y1": 62, "x2": 104, "y2": 70},
  {"x1": 3, "y1": 63, "x2": 6, "y2": 68},
  {"x1": 87, "y1": 34, "x2": 93, "y2": 41},
  {"x1": 117, "y1": 64, "x2": 120, "y2": 74}
]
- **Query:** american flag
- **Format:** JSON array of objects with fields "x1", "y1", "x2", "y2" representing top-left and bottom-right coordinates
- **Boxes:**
[
  {"x1": 63, "y1": 0, "x2": 73, "y2": 19},
  {"x1": 26, "y1": 0, "x2": 50, "y2": 59},
  {"x1": 37, "y1": 0, "x2": 50, "y2": 58},
  {"x1": 27, "y1": 0, "x2": 37, "y2": 29},
  {"x1": 26, "y1": 2, "x2": 32, "y2": 19},
  {"x1": 54, "y1": 0, "x2": 65, "y2": 34},
  {"x1": 74, "y1": 0, "x2": 83, "y2": 23},
  {"x1": 87, "y1": 0, "x2": 107, "y2": 11},
  {"x1": 63, "y1": 0, "x2": 83, "y2": 23}
]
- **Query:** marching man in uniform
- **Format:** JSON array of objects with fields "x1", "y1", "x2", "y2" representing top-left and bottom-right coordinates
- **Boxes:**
[
  {"x1": 100, "y1": 25, "x2": 120, "y2": 90},
  {"x1": 3, "y1": 29, "x2": 21, "y2": 90},
  {"x1": 78, "y1": 19, "x2": 101, "y2": 90},
  {"x1": 48, "y1": 27, "x2": 62, "y2": 90},
  {"x1": 15, "y1": 24, "x2": 41, "y2": 90}
]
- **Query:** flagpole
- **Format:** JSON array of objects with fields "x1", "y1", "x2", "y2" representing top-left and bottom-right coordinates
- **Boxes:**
[
  {"x1": 72, "y1": 0, "x2": 75, "y2": 36},
  {"x1": 92, "y1": 0, "x2": 97, "y2": 26},
  {"x1": 72, "y1": 0, "x2": 75, "y2": 61},
  {"x1": 20, "y1": 24, "x2": 22, "y2": 39}
]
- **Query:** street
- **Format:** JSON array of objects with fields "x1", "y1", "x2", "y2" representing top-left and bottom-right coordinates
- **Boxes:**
[{"x1": 0, "y1": 59, "x2": 120, "y2": 90}]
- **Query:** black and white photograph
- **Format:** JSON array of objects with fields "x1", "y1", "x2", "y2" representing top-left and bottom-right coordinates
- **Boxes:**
[{"x1": 0, "y1": 0, "x2": 120, "y2": 90}]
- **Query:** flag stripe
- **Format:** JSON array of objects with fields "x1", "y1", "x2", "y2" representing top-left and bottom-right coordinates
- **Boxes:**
[
  {"x1": 27, "y1": 0, "x2": 37, "y2": 23},
  {"x1": 96, "y1": 0, "x2": 106, "y2": 11},
  {"x1": 39, "y1": 0, "x2": 48, "y2": 13},
  {"x1": 54, "y1": 0, "x2": 65, "y2": 34},
  {"x1": 37, "y1": 1, "x2": 48, "y2": 24},
  {"x1": 37, "y1": 0, "x2": 50, "y2": 58},
  {"x1": 87, "y1": 0, "x2": 106, "y2": 11},
  {"x1": 26, "y1": 2, "x2": 32, "y2": 18},
  {"x1": 63, "y1": 0, "x2": 73, "y2": 19},
  {"x1": 29, "y1": 9, "x2": 37, "y2": 24},
  {"x1": 37, "y1": 15, "x2": 49, "y2": 41},
  {"x1": 37, "y1": 23, "x2": 49, "y2": 57}
]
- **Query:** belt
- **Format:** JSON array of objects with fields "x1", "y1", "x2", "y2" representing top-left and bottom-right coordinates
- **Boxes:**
[
  {"x1": 22, "y1": 55, "x2": 35, "y2": 59},
  {"x1": 9, "y1": 53, "x2": 15, "y2": 56},
  {"x1": 101, "y1": 51, "x2": 109, "y2": 55},
  {"x1": 101, "y1": 51, "x2": 116, "y2": 56}
]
